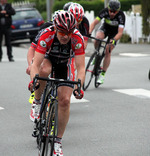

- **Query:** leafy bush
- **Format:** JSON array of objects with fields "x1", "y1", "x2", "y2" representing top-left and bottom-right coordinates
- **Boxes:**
[
  {"x1": 120, "y1": 33, "x2": 131, "y2": 43},
  {"x1": 53, "y1": 0, "x2": 141, "y2": 16}
]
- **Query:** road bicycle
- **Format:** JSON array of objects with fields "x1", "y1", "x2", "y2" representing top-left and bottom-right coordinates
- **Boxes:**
[
  {"x1": 32, "y1": 74, "x2": 81, "y2": 156},
  {"x1": 83, "y1": 36, "x2": 108, "y2": 91}
]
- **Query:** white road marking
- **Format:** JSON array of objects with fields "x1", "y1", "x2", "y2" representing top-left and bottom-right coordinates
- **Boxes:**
[
  {"x1": 113, "y1": 88, "x2": 150, "y2": 99},
  {"x1": 0, "y1": 107, "x2": 4, "y2": 110},
  {"x1": 71, "y1": 95, "x2": 89, "y2": 103},
  {"x1": 119, "y1": 53, "x2": 149, "y2": 57}
]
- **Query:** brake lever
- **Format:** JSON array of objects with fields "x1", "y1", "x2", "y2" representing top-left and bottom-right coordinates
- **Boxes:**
[
  {"x1": 32, "y1": 74, "x2": 40, "y2": 93},
  {"x1": 73, "y1": 79, "x2": 81, "y2": 97}
]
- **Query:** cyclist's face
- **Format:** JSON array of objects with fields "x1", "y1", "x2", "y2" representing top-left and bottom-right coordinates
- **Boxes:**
[
  {"x1": 57, "y1": 31, "x2": 72, "y2": 44},
  {"x1": 109, "y1": 10, "x2": 118, "y2": 19}
]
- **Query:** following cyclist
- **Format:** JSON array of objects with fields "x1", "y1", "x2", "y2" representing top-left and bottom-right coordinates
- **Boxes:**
[
  {"x1": 28, "y1": 11, "x2": 85, "y2": 156},
  {"x1": 89, "y1": 0, "x2": 125, "y2": 84},
  {"x1": 64, "y1": 2, "x2": 90, "y2": 49}
]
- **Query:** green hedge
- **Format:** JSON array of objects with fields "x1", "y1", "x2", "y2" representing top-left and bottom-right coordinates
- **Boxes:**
[{"x1": 53, "y1": 0, "x2": 141, "y2": 16}]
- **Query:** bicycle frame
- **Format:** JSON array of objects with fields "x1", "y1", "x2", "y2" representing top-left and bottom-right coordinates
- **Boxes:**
[
  {"x1": 32, "y1": 74, "x2": 81, "y2": 156},
  {"x1": 83, "y1": 36, "x2": 108, "y2": 90}
]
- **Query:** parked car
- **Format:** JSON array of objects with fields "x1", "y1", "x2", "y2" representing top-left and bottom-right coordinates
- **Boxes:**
[{"x1": 11, "y1": 7, "x2": 44, "y2": 42}]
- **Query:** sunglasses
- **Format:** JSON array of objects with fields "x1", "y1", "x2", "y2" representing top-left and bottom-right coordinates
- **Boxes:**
[
  {"x1": 57, "y1": 31, "x2": 72, "y2": 36},
  {"x1": 109, "y1": 10, "x2": 117, "y2": 14}
]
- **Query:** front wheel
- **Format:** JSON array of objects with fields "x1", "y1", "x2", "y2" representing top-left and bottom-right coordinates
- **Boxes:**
[{"x1": 83, "y1": 52, "x2": 97, "y2": 91}]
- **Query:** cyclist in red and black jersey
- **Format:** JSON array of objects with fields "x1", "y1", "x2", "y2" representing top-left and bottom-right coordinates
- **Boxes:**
[
  {"x1": 89, "y1": 0, "x2": 125, "y2": 84},
  {"x1": 66, "y1": 2, "x2": 90, "y2": 49},
  {"x1": 28, "y1": 11, "x2": 85, "y2": 156}
]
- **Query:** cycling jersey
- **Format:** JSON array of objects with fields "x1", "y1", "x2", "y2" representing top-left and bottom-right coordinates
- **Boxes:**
[
  {"x1": 96, "y1": 8, "x2": 125, "y2": 39},
  {"x1": 35, "y1": 26, "x2": 85, "y2": 82},
  {"x1": 31, "y1": 21, "x2": 53, "y2": 49},
  {"x1": 36, "y1": 26, "x2": 84, "y2": 56}
]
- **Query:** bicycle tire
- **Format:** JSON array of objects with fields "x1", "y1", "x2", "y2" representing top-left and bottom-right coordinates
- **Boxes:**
[
  {"x1": 37, "y1": 99, "x2": 50, "y2": 156},
  {"x1": 49, "y1": 100, "x2": 58, "y2": 156},
  {"x1": 83, "y1": 52, "x2": 97, "y2": 91},
  {"x1": 38, "y1": 98, "x2": 57, "y2": 156},
  {"x1": 37, "y1": 87, "x2": 53, "y2": 156},
  {"x1": 149, "y1": 69, "x2": 150, "y2": 80}
]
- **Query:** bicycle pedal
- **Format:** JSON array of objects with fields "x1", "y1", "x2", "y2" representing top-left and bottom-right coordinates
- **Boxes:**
[
  {"x1": 32, "y1": 132, "x2": 38, "y2": 137},
  {"x1": 32, "y1": 128, "x2": 38, "y2": 137},
  {"x1": 96, "y1": 82, "x2": 101, "y2": 86}
]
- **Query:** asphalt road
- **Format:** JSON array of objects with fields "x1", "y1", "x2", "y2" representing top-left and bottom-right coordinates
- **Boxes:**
[{"x1": 0, "y1": 41, "x2": 150, "y2": 156}]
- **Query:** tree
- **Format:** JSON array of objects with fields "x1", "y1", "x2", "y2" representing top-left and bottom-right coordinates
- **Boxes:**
[{"x1": 141, "y1": 0, "x2": 150, "y2": 36}]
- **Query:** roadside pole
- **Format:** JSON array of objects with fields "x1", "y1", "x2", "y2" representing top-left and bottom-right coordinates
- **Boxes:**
[
  {"x1": 104, "y1": 0, "x2": 110, "y2": 7},
  {"x1": 46, "y1": 0, "x2": 53, "y2": 21}
]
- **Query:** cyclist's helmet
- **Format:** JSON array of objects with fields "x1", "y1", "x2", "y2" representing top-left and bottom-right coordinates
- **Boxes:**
[
  {"x1": 63, "y1": 2, "x2": 73, "y2": 11},
  {"x1": 108, "y1": 0, "x2": 121, "y2": 11},
  {"x1": 68, "y1": 3, "x2": 84, "y2": 24},
  {"x1": 54, "y1": 11, "x2": 76, "y2": 33},
  {"x1": 52, "y1": 10, "x2": 63, "y2": 21}
]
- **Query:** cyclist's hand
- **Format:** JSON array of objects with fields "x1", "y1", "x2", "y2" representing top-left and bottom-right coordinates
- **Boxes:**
[
  {"x1": 87, "y1": 33, "x2": 91, "y2": 37},
  {"x1": 28, "y1": 80, "x2": 40, "y2": 92},
  {"x1": 107, "y1": 39, "x2": 116, "y2": 53},
  {"x1": 73, "y1": 89, "x2": 84, "y2": 99},
  {"x1": 109, "y1": 39, "x2": 116, "y2": 46},
  {"x1": 26, "y1": 66, "x2": 30, "y2": 75},
  {"x1": 28, "y1": 80, "x2": 33, "y2": 92}
]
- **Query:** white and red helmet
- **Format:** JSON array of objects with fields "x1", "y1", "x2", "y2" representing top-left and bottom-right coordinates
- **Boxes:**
[
  {"x1": 68, "y1": 3, "x2": 84, "y2": 24},
  {"x1": 54, "y1": 11, "x2": 76, "y2": 33}
]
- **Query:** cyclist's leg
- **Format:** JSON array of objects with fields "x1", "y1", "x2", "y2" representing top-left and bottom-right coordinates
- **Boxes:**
[
  {"x1": 35, "y1": 58, "x2": 52, "y2": 100},
  {"x1": 53, "y1": 59, "x2": 75, "y2": 138},
  {"x1": 102, "y1": 44, "x2": 114, "y2": 72},
  {"x1": 95, "y1": 24, "x2": 105, "y2": 50},
  {"x1": 102, "y1": 35, "x2": 115, "y2": 72},
  {"x1": 57, "y1": 86, "x2": 73, "y2": 138},
  {"x1": 30, "y1": 58, "x2": 52, "y2": 121},
  {"x1": 97, "y1": 35, "x2": 115, "y2": 84}
]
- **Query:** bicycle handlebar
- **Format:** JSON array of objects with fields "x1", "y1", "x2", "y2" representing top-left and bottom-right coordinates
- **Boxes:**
[
  {"x1": 85, "y1": 35, "x2": 112, "y2": 53},
  {"x1": 33, "y1": 74, "x2": 82, "y2": 96},
  {"x1": 84, "y1": 35, "x2": 107, "y2": 43}
]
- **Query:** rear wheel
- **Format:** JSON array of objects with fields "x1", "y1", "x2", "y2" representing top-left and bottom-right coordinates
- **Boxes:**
[{"x1": 83, "y1": 52, "x2": 97, "y2": 91}]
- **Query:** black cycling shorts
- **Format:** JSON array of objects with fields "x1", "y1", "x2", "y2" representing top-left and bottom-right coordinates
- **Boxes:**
[
  {"x1": 45, "y1": 55, "x2": 74, "y2": 88},
  {"x1": 98, "y1": 23, "x2": 118, "y2": 42}
]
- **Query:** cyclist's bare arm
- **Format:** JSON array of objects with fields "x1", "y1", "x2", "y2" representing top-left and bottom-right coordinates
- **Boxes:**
[
  {"x1": 113, "y1": 26, "x2": 124, "y2": 41},
  {"x1": 107, "y1": 27, "x2": 124, "y2": 52},
  {"x1": 75, "y1": 54, "x2": 85, "y2": 87},
  {"x1": 26, "y1": 46, "x2": 35, "y2": 75},
  {"x1": 27, "y1": 46, "x2": 35, "y2": 66},
  {"x1": 30, "y1": 51, "x2": 45, "y2": 81},
  {"x1": 89, "y1": 18, "x2": 100, "y2": 34}
]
